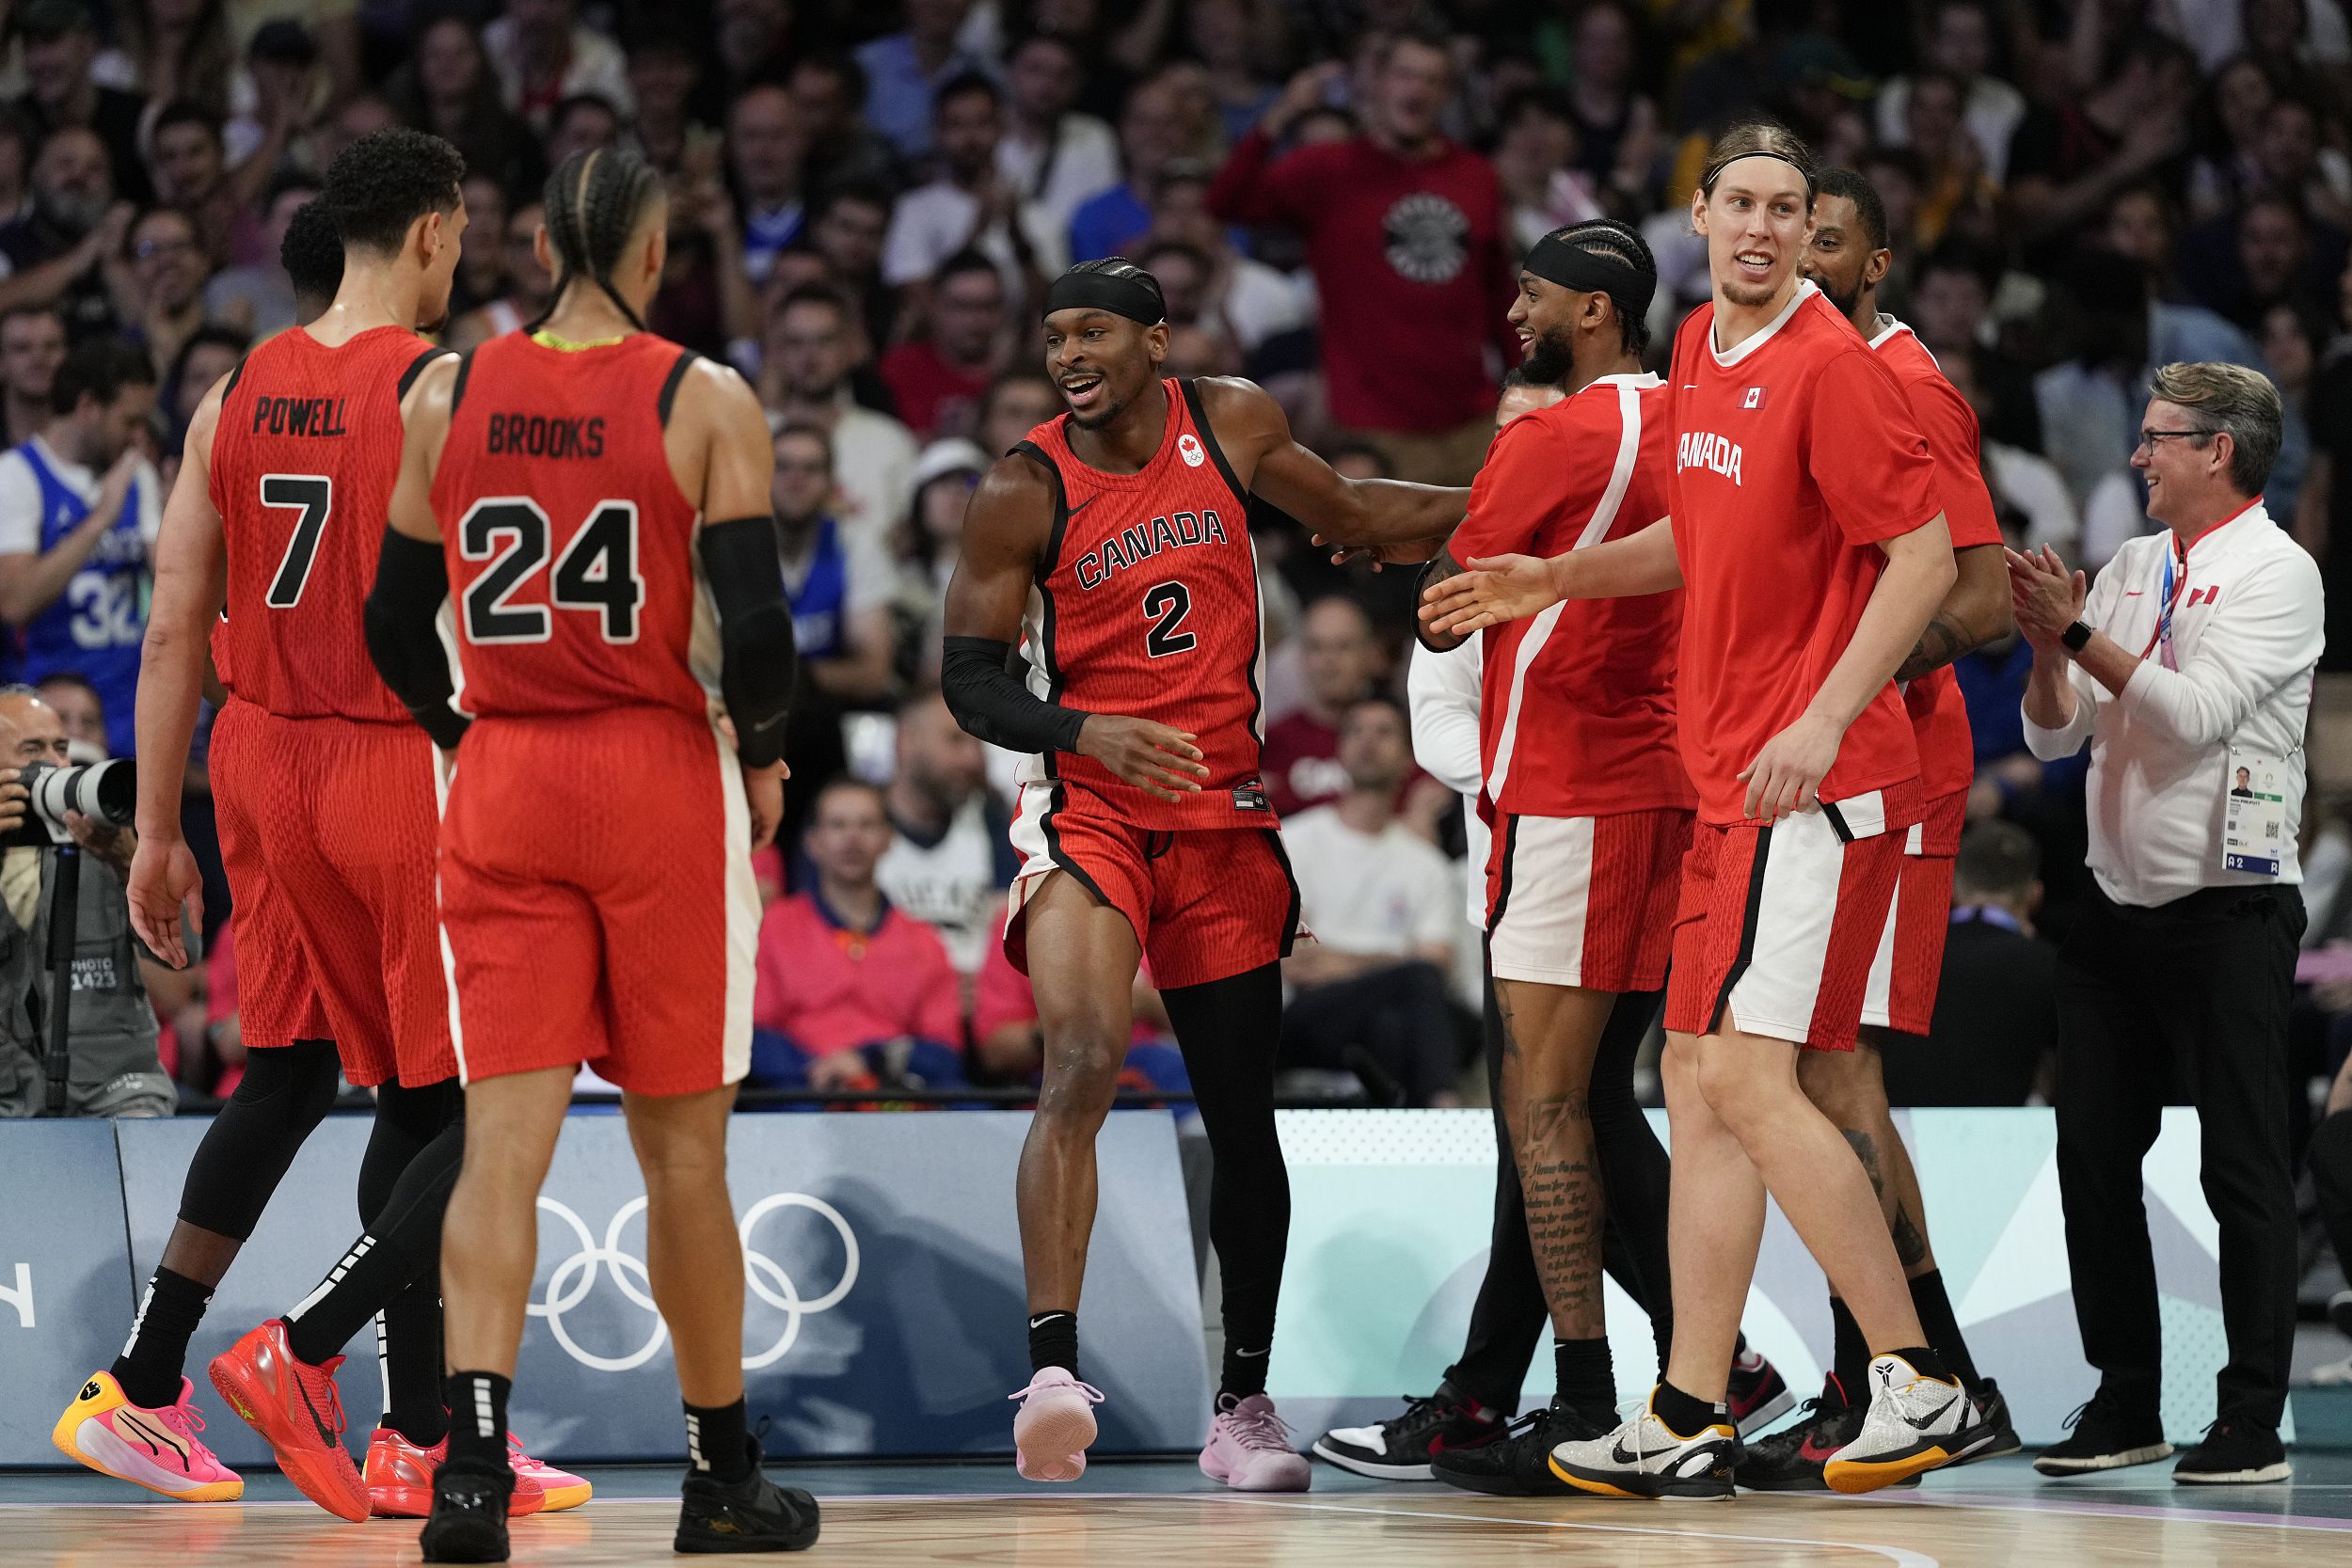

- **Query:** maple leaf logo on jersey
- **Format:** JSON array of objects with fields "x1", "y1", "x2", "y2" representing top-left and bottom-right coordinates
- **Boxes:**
[
  {"x1": 1741, "y1": 387, "x2": 1767, "y2": 410},
  {"x1": 1179, "y1": 433, "x2": 1205, "y2": 467}
]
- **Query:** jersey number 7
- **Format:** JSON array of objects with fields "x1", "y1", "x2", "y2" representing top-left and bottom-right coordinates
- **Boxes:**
[{"x1": 458, "y1": 497, "x2": 644, "y2": 645}]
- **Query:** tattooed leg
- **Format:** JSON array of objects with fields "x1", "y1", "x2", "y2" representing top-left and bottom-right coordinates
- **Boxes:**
[
  {"x1": 1495, "y1": 978, "x2": 1620, "y2": 1338},
  {"x1": 1799, "y1": 1034, "x2": 1940, "y2": 1275}
]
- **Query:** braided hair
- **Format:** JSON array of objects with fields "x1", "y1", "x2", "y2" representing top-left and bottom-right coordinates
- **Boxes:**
[
  {"x1": 533, "y1": 147, "x2": 665, "y2": 335},
  {"x1": 1560, "y1": 218, "x2": 1656, "y2": 356}
]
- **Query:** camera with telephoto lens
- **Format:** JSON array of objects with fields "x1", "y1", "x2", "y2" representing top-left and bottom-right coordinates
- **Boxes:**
[{"x1": 0, "y1": 759, "x2": 135, "y2": 848}]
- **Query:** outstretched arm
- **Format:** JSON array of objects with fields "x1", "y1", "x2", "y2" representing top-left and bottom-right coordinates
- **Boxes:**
[
  {"x1": 1198, "y1": 376, "x2": 1467, "y2": 547},
  {"x1": 1419, "y1": 517, "x2": 1681, "y2": 639},
  {"x1": 127, "y1": 378, "x2": 230, "y2": 965}
]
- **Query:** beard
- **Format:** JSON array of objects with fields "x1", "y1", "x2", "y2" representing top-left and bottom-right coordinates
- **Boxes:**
[
  {"x1": 1719, "y1": 271, "x2": 1786, "y2": 308},
  {"x1": 1519, "y1": 325, "x2": 1574, "y2": 386},
  {"x1": 1812, "y1": 271, "x2": 1862, "y2": 319}
]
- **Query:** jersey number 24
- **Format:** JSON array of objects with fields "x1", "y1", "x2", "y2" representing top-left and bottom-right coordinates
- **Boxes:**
[{"x1": 458, "y1": 498, "x2": 644, "y2": 645}]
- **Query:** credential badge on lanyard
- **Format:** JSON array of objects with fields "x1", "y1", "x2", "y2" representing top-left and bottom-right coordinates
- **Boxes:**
[{"x1": 2141, "y1": 542, "x2": 2185, "y2": 671}]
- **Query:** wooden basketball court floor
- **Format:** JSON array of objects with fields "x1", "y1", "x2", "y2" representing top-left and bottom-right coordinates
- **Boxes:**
[{"x1": 6, "y1": 1454, "x2": 2352, "y2": 1566}]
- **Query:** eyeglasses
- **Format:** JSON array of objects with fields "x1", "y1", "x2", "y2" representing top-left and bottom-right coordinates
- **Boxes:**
[{"x1": 2137, "y1": 427, "x2": 2212, "y2": 453}]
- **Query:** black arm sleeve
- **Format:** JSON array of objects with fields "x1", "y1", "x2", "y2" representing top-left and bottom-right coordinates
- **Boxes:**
[
  {"x1": 363, "y1": 528, "x2": 470, "y2": 751},
  {"x1": 697, "y1": 516, "x2": 798, "y2": 769},
  {"x1": 940, "y1": 635, "x2": 1088, "y2": 754}
]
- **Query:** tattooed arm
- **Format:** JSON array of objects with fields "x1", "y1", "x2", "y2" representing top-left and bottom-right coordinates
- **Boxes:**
[{"x1": 1892, "y1": 539, "x2": 2013, "y2": 683}]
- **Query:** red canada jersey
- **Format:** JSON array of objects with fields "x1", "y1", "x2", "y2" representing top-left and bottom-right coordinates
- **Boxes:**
[
  {"x1": 1453, "y1": 374, "x2": 1692, "y2": 818},
  {"x1": 208, "y1": 325, "x2": 444, "y2": 721},
  {"x1": 429, "y1": 332, "x2": 710, "y2": 722},
  {"x1": 1015, "y1": 378, "x2": 1270, "y2": 831},
  {"x1": 1870, "y1": 317, "x2": 2004, "y2": 810},
  {"x1": 1665, "y1": 283, "x2": 1941, "y2": 825}
]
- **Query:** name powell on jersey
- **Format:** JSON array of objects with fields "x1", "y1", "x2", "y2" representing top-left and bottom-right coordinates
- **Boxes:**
[
  {"x1": 1677, "y1": 431, "x2": 1744, "y2": 486},
  {"x1": 1073, "y1": 508, "x2": 1231, "y2": 591}
]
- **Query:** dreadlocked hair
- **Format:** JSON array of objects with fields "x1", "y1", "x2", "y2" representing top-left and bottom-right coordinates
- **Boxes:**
[
  {"x1": 1559, "y1": 219, "x2": 1656, "y2": 356},
  {"x1": 534, "y1": 147, "x2": 665, "y2": 335}
]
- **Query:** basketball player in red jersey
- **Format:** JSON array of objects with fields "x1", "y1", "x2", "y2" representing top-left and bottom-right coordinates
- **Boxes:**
[
  {"x1": 367, "y1": 147, "x2": 816, "y2": 1561},
  {"x1": 105, "y1": 132, "x2": 580, "y2": 1525},
  {"x1": 941, "y1": 258, "x2": 1464, "y2": 1489},
  {"x1": 1735, "y1": 167, "x2": 2022, "y2": 1489},
  {"x1": 1422, "y1": 122, "x2": 1993, "y2": 1497}
]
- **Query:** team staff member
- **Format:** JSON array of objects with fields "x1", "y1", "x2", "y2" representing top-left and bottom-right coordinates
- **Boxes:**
[{"x1": 2011, "y1": 361, "x2": 2321, "y2": 1488}]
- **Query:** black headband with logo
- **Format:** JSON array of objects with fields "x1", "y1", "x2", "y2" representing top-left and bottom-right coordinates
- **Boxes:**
[
  {"x1": 1522, "y1": 227, "x2": 1658, "y2": 322},
  {"x1": 1043, "y1": 261, "x2": 1167, "y2": 325}
]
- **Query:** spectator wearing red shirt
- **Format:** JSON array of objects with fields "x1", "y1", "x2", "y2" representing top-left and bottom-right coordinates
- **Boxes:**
[
  {"x1": 972, "y1": 909, "x2": 1189, "y2": 1094},
  {"x1": 1208, "y1": 29, "x2": 1518, "y2": 485},
  {"x1": 1263, "y1": 594, "x2": 1384, "y2": 816},
  {"x1": 879, "y1": 249, "x2": 1009, "y2": 440},
  {"x1": 751, "y1": 778, "x2": 966, "y2": 1093}
]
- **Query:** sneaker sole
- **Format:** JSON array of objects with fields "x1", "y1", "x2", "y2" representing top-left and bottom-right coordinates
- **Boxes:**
[
  {"x1": 1824, "y1": 1438, "x2": 1966, "y2": 1495},
  {"x1": 1430, "y1": 1464, "x2": 1570, "y2": 1497},
  {"x1": 1547, "y1": 1454, "x2": 1731, "y2": 1501},
  {"x1": 1734, "y1": 1389, "x2": 1797, "y2": 1437},
  {"x1": 54, "y1": 1418, "x2": 243, "y2": 1502},
  {"x1": 1951, "y1": 1429, "x2": 2022, "y2": 1467},
  {"x1": 2033, "y1": 1443, "x2": 2173, "y2": 1476},
  {"x1": 1013, "y1": 1400, "x2": 1097, "y2": 1484},
  {"x1": 420, "y1": 1516, "x2": 510, "y2": 1564},
  {"x1": 208, "y1": 1356, "x2": 369, "y2": 1522},
  {"x1": 675, "y1": 1521, "x2": 821, "y2": 1553},
  {"x1": 1200, "y1": 1452, "x2": 1311, "y2": 1492},
  {"x1": 2175, "y1": 1461, "x2": 2292, "y2": 1485},
  {"x1": 532, "y1": 1479, "x2": 593, "y2": 1511},
  {"x1": 1309, "y1": 1439, "x2": 1434, "y2": 1481}
]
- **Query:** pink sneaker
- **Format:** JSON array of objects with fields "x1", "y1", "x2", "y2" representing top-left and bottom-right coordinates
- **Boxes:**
[
  {"x1": 1009, "y1": 1368, "x2": 1103, "y2": 1482},
  {"x1": 1200, "y1": 1394, "x2": 1310, "y2": 1492},
  {"x1": 52, "y1": 1371, "x2": 243, "y2": 1501}
]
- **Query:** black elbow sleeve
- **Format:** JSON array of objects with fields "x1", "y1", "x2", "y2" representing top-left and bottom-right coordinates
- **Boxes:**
[
  {"x1": 364, "y1": 529, "x2": 470, "y2": 750},
  {"x1": 940, "y1": 635, "x2": 1088, "y2": 755},
  {"x1": 699, "y1": 516, "x2": 798, "y2": 768}
]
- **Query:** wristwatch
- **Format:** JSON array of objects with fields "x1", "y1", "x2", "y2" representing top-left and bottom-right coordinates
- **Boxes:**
[{"x1": 2060, "y1": 620, "x2": 2094, "y2": 654}]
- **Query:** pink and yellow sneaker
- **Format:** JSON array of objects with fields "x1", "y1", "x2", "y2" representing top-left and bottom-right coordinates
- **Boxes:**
[
  {"x1": 364, "y1": 1427, "x2": 546, "y2": 1518},
  {"x1": 52, "y1": 1371, "x2": 244, "y2": 1501},
  {"x1": 1009, "y1": 1368, "x2": 1104, "y2": 1482},
  {"x1": 508, "y1": 1434, "x2": 592, "y2": 1512}
]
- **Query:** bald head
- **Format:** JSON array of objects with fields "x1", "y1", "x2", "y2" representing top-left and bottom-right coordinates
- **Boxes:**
[{"x1": 0, "y1": 690, "x2": 68, "y2": 769}]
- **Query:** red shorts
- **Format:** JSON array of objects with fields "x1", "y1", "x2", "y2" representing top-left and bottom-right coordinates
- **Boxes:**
[
  {"x1": 1485, "y1": 807, "x2": 1692, "y2": 991},
  {"x1": 1860, "y1": 790, "x2": 1969, "y2": 1037},
  {"x1": 255, "y1": 715, "x2": 456, "y2": 1088},
  {"x1": 1006, "y1": 781, "x2": 1302, "y2": 989},
  {"x1": 209, "y1": 700, "x2": 331, "y2": 1053},
  {"x1": 1662, "y1": 783, "x2": 1919, "y2": 1052},
  {"x1": 438, "y1": 709, "x2": 756, "y2": 1096}
]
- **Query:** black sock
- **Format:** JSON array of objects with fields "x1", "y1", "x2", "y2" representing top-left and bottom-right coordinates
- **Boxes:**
[
  {"x1": 1733, "y1": 1330, "x2": 1749, "y2": 1359},
  {"x1": 1886, "y1": 1346, "x2": 1955, "y2": 1385},
  {"x1": 378, "y1": 1281, "x2": 447, "y2": 1445},
  {"x1": 1828, "y1": 1295, "x2": 1867, "y2": 1403},
  {"x1": 1220, "y1": 1337, "x2": 1271, "y2": 1401},
  {"x1": 1649, "y1": 1379, "x2": 1724, "y2": 1441},
  {"x1": 284, "y1": 1120, "x2": 463, "y2": 1367},
  {"x1": 1028, "y1": 1310, "x2": 1079, "y2": 1377},
  {"x1": 443, "y1": 1371, "x2": 510, "y2": 1473},
  {"x1": 1553, "y1": 1338, "x2": 1615, "y2": 1421},
  {"x1": 1907, "y1": 1271, "x2": 1979, "y2": 1388},
  {"x1": 111, "y1": 1267, "x2": 214, "y2": 1409},
  {"x1": 685, "y1": 1399, "x2": 754, "y2": 1482}
]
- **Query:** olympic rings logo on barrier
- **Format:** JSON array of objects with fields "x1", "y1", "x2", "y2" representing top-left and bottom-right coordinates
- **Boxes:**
[{"x1": 529, "y1": 1194, "x2": 860, "y2": 1372}]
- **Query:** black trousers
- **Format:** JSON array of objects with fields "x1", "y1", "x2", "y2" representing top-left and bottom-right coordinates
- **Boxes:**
[
  {"x1": 1443, "y1": 958, "x2": 1673, "y2": 1410},
  {"x1": 2055, "y1": 880, "x2": 2304, "y2": 1430}
]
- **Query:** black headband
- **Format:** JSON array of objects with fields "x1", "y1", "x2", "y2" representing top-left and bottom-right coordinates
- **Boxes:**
[
  {"x1": 1043, "y1": 265, "x2": 1166, "y2": 325},
  {"x1": 1523, "y1": 229, "x2": 1657, "y2": 321},
  {"x1": 1700, "y1": 148, "x2": 1817, "y2": 198}
]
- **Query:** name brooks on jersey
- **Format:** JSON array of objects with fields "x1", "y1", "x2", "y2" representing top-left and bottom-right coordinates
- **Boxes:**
[
  {"x1": 485, "y1": 412, "x2": 607, "y2": 459},
  {"x1": 1073, "y1": 507, "x2": 1231, "y2": 591},
  {"x1": 1677, "y1": 430, "x2": 1743, "y2": 485},
  {"x1": 248, "y1": 394, "x2": 349, "y2": 437}
]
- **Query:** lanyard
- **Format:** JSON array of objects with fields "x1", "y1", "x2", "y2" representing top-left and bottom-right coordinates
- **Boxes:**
[{"x1": 2140, "y1": 539, "x2": 2186, "y2": 669}]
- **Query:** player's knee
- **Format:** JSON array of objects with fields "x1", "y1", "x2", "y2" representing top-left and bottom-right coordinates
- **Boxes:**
[
  {"x1": 1692, "y1": 1036, "x2": 1796, "y2": 1131},
  {"x1": 231, "y1": 1037, "x2": 344, "y2": 1131},
  {"x1": 1032, "y1": 1022, "x2": 1126, "y2": 1121}
]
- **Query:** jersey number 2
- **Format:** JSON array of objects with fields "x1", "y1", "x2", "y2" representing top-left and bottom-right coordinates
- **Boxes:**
[
  {"x1": 260, "y1": 473, "x2": 331, "y2": 608},
  {"x1": 458, "y1": 498, "x2": 644, "y2": 644},
  {"x1": 1143, "y1": 580, "x2": 1196, "y2": 657}
]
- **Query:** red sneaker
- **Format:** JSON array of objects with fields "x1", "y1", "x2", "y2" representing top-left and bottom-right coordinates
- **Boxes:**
[
  {"x1": 207, "y1": 1321, "x2": 369, "y2": 1522},
  {"x1": 364, "y1": 1427, "x2": 546, "y2": 1518}
]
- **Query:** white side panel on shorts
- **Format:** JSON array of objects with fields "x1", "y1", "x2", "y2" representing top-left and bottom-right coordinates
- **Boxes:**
[
  {"x1": 1486, "y1": 814, "x2": 1597, "y2": 988},
  {"x1": 712, "y1": 718, "x2": 757, "y2": 1085},
  {"x1": 1859, "y1": 879, "x2": 1900, "y2": 1029},
  {"x1": 1725, "y1": 809, "x2": 1845, "y2": 1045}
]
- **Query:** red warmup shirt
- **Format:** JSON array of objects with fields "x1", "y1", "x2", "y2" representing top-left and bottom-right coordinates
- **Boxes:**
[
  {"x1": 1665, "y1": 282, "x2": 1941, "y2": 826},
  {"x1": 1868, "y1": 317, "x2": 2004, "y2": 822},
  {"x1": 880, "y1": 341, "x2": 991, "y2": 439},
  {"x1": 1452, "y1": 374, "x2": 1692, "y2": 818},
  {"x1": 1208, "y1": 128, "x2": 1517, "y2": 432},
  {"x1": 753, "y1": 893, "x2": 962, "y2": 1056}
]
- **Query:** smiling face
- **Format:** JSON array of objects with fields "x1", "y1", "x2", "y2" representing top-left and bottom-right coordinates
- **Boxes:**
[
  {"x1": 1802, "y1": 191, "x2": 1885, "y2": 319},
  {"x1": 1042, "y1": 307, "x2": 1165, "y2": 429},
  {"x1": 1693, "y1": 153, "x2": 1813, "y2": 309},
  {"x1": 1507, "y1": 272, "x2": 1585, "y2": 383}
]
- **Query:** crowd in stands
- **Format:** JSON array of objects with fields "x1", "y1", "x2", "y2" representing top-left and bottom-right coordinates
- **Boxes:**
[{"x1": 3, "y1": 0, "x2": 2351, "y2": 1111}]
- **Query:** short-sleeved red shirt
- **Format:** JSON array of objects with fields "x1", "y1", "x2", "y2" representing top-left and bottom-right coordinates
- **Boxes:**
[
  {"x1": 1870, "y1": 318, "x2": 2004, "y2": 810},
  {"x1": 1665, "y1": 282, "x2": 1940, "y2": 825},
  {"x1": 1451, "y1": 374, "x2": 1692, "y2": 818}
]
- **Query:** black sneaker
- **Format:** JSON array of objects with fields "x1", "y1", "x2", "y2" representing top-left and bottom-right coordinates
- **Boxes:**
[
  {"x1": 2032, "y1": 1395, "x2": 2172, "y2": 1477},
  {"x1": 1726, "y1": 1349, "x2": 1794, "y2": 1436},
  {"x1": 2330, "y1": 1288, "x2": 2352, "y2": 1341},
  {"x1": 1951, "y1": 1378, "x2": 2021, "y2": 1466},
  {"x1": 420, "y1": 1460, "x2": 513, "y2": 1564},
  {"x1": 2172, "y1": 1416, "x2": 2290, "y2": 1485},
  {"x1": 1734, "y1": 1381, "x2": 1859, "y2": 1493},
  {"x1": 677, "y1": 1439, "x2": 821, "y2": 1553},
  {"x1": 1311, "y1": 1385, "x2": 1505, "y2": 1480},
  {"x1": 1431, "y1": 1401, "x2": 1608, "y2": 1496}
]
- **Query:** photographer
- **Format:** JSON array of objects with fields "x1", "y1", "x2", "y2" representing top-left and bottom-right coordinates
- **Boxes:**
[{"x1": 0, "y1": 685, "x2": 174, "y2": 1117}]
